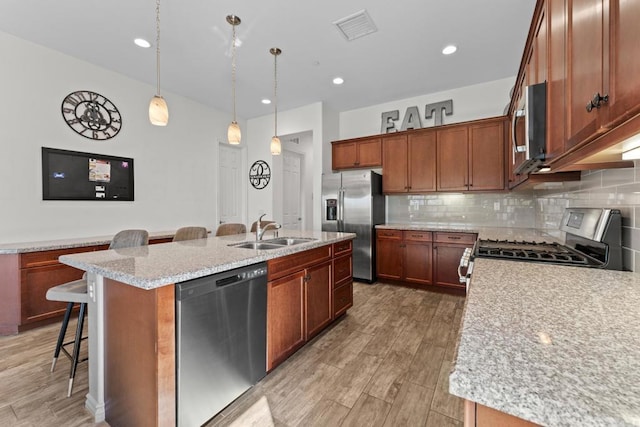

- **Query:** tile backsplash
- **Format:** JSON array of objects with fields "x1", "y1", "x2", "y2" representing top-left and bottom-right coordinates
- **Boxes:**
[{"x1": 386, "y1": 161, "x2": 640, "y2": 271}]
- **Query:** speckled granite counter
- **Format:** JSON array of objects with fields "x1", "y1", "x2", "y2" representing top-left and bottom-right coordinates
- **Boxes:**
[
  {"x1": 377, "y1": 224, "x2": 563, "y2": 243},
  {"x1": 450, "y1": 258, "x2": 640, "y2": 427},
  {"x1": 59, "y1": 230, "x2": 355, "y2": 289},
  {"x1": 0, "y1": 230, "x2": 176, "y2": 254}
]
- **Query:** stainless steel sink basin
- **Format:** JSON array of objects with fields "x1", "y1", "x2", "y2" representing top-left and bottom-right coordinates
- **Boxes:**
[
  {"x1": 231, "y1": 242, "x2": 284, "y2": 250},
  {"x1": 264, "y1": 237, "x2": 317, "y2": 246},
  {"x1": 229, "y1": 237, "x2": 316, "y2": 250}
]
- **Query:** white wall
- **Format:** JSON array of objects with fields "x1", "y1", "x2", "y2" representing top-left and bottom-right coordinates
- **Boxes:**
[
  {"x1": 246, "y1": 102, "x2": 327, "y2": 230},
  {"x1": 338, "y1": 77, "x2": 515, "y2": 139},
  {"x1": 0, "y1": 31, "x2": 241, "y2": 243}
]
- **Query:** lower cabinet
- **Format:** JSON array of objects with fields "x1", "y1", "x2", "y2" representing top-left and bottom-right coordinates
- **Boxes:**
[
  {"x1": 377, "y1": 229, "x2": 476, "y2": 292},
  {"x1": 433, "y1": 232, "x2": 477, "y2": 290},
  {"x1": 465, "y1": 400, "x2": 540, "y2": 427},
  {"x1": 266, "y1": 241, "x2": 353, "y2": 371},
  {"x1": 376, "y1": 229, "x2": 432, "y2": 288}
]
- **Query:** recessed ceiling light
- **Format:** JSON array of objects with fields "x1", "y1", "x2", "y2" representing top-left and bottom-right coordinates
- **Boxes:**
[
  {"x1": 134, "y1": 38, "x2": 151, "y2": 48},
  {"x1": 261, "y1": 99, "x2": 271, "y2": 105},
  {"x1": 442, "y1": 45, "x2": 457, "y2": 55},
  {"x1": 333, "y1": 77, "x2": 344, "y2": 85}
]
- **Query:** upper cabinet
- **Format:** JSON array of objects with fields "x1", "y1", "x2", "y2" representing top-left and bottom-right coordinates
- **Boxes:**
[
  {"x1": 331, "y1": 136, "x2": 382, "y2": 170},
  {"x1": 509, "y1": 0, "x2": 640, "y2": 176},
  {"x1": 382, "y1": 130, "x2": 437, "y2": 193},
  {"x1": 438, "y1": 118, "x2": 506, "y2": 192}
]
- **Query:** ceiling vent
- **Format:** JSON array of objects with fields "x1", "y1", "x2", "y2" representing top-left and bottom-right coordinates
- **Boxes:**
[{"x1": 333, "y1": 10, "x2": 377, "y2": 41}]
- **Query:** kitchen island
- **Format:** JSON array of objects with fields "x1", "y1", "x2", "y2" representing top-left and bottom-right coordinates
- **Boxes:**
[
  {"x1": 450, "y1": 258, "x2": 640, "y2": 426},
  {"x1": 58, "y1": 230, "x2": 355, "y2": 426}
]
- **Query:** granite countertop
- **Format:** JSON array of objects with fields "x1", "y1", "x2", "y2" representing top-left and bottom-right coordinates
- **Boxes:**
[
  {"x1": 377, "y1": 224, "x2": 563, "y2": 243},
  {"x1": 450, "y1": 258, "x2": 640, "y2": 427},
  {"x1": 0, "y1": 230, "x2": 177, "y2": 254},
  {"x1": 59, "y1": 231, "x2": 355, "y2": 290}
]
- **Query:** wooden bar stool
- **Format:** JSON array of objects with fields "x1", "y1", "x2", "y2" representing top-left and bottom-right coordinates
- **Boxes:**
[{"x1": 46, "y1": 229, "x2": 149, "y2": 397}]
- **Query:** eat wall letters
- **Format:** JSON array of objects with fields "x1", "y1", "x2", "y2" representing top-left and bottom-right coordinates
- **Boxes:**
[{"x1": 381, "y1": 99, "x2": 453, "y2": 133}]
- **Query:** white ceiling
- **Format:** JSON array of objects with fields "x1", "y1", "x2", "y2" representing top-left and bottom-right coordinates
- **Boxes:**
[{"x1": 0, "y1": 0, "x2": 536, "y2": 120}]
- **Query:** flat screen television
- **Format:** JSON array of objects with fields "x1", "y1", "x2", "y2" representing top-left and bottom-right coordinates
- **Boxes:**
[{"x1": 42, "y1": 147, "x2": 134, "y2": 201}]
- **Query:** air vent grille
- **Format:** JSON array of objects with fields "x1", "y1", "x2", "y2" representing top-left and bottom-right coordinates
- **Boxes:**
[{"x1": 333, "y1": 10, "x2": 377, "y2": 41}]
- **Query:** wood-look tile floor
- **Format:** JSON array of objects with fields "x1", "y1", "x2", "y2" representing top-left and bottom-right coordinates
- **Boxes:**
[{"x1": 0, "y1": 282, "x2": 465, "y2": 427}]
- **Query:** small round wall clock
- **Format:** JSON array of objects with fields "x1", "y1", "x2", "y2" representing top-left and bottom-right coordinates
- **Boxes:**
[
  {"x1": 249, "y1": 160, "x2": 271, "y2": 189},
  {"x1": 61, "y1": 90, "x2": 122, "y2": 140}
]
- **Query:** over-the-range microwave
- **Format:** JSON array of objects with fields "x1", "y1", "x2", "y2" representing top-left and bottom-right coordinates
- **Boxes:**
[{"x1": 512, "y1": 81, "x2": 546, "y2": 175}]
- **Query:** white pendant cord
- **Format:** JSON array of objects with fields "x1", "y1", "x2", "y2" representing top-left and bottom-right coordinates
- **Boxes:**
[{"x1": 155, "y1": 0, "x2": 161, "y2": 97}]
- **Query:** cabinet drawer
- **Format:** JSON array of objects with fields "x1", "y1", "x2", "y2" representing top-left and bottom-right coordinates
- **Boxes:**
[
  {"x1": 333, "y1": 281, "x2": 353, "y2": 318},
  {"x1": 267, "y1": 246, "x2": 332, "y2": 281},
  {"x1": 403, "y1": 231, "x2": 432, "y2": 242},
  {"x1": 434, "y1": 232, "x2": 477, "y2": 245},
  {"x1": 333, "y1": 254, "x2": 352, "y2": 287},
  {"x1": 333, "y1": 240, "x2": 352, "y2": 256},
  {"x1": 376, "y1": 229, "x2": 402, "y2": 239},
  {"x1": 19, "y1": 245, "x2": 108, "y2": 269}
]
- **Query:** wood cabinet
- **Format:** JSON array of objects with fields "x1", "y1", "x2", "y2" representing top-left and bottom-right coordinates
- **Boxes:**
[
  {"x1": 465, "y1": 400, "x2": 540, "y2": 427},
  {"x1": 438, "y1": 119, "x2": 506, "y2": 192},
  {"x1": 266, "y1": 240, "x2": 353, "y2": 371},
  {"x1": 433, "y1": 232, "x2": 477, "y2": 290},
  {"x1": 376, "y1": 229, "x2": 403, "y2": 281},
  {"x1": 376, "y1": 229, "x2": 433, "y2": 289},
  {"x1": 333, "y1": 240, "x2": 353, "y2": 318},
  {"x1": 382, "y1": 130, "x2": 437, "y2": 193},
  {"x1": 332, "y1": 137, "x2": 382, "y2": 170}
]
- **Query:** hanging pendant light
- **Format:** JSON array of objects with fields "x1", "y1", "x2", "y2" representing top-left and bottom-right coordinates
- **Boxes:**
[
  {"x1": 270, "y1": 47, "x2": 282, "y2": 155},
  {"x1": 227, "y1": 15, "x2": 242, "y2": 144},
  {"x1": 149, "y1": 0, "x2": 168, "y2": 126}
]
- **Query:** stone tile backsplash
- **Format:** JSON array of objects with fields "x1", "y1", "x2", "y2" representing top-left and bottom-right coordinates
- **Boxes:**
[{"x1": 386, "y1": 161, "x2": 640, "y2": 271}]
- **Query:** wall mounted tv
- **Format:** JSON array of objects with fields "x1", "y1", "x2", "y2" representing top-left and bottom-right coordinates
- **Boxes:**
[{"x1": 42, "y1": 147, "x2": 134, "y2": 201}]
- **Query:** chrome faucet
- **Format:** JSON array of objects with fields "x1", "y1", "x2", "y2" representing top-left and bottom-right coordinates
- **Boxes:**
[{"x1": 256, "y1": 214, "x2": 282, "y2": 240}]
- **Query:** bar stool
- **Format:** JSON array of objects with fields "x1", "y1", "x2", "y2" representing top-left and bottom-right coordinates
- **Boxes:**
[
  {"x1": 46, "y1": 229, "x2": 149, "y2": 397},
  {"x1": 215, "y1": 223, "x2": 247, "y2": 236},
  {"x1": 173, "y1": 226, "x2": 208, "y2": 241}
]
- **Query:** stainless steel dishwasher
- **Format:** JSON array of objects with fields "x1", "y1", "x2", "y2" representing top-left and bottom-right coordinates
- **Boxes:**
[{"x1": 176, "y1": 263, "x2": 267, "y2": 427}]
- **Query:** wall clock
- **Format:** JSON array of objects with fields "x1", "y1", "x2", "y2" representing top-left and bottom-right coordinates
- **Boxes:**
[
  {"x1": 61, "y1": 90, "x2": 122, "y2": 140},
  {"x1": 249, "y1": 160, "x2": 271, "y2": 189}
]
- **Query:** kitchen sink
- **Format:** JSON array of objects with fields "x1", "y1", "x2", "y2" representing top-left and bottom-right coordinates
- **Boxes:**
[
  {"x1": 229, "y1": 237, "x2": 316, "y2": 250},
  {"x1": 230, "y1": 242, "x2": 284, "y2": 250},
  {"x1": 263, "y1": 237, "x2": 317, "y2": 246}
]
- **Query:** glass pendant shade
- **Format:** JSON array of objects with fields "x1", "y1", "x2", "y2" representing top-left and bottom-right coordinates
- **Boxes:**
[
  {"x1": 270, "y1": 136, "x2": 281, "y2": 155},
  {"x1": 149, "y1": 95, "x2": 169, "y2": 126},
  {"x1": 228, "y1": 121, "x2": 241, "y2": 145}
]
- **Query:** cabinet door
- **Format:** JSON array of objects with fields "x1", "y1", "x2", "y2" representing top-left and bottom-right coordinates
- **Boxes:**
[
  {"x1": 566, "y1": 0, "x2": 606, "y2": 149},
  {"x1": 433, "y1": 244, "x2": 467, "y2": 289},
  {"x1": 332, "y1": 142, "x2": 358, "y2": 169},
  {"x1": 437, "y1": 126, "x2": 469, "y2": 191},
  {"x1": 357, "y1": 138, "x2": 382, "y2": 167},
  {"x1": 547, "y1": 0, "x2": 567, "y2": 161},
  {"x1": 408, "y1": 130, "x2": 437, "y2": 192},
  {"x1": 469, "y1": 121, "x2": 505, "y2": 191},
  {"x1": 404, "y1": 241, "x2": 432, "y2": 287},
  {"x1": 267, "y1": 271, "x2": 305, "y2": 371},
  {"x1": 20, "y1": 264, "x2": 84, "y2": 324},
  {"x1": 606, "y1": 0, "x2": 640, "y2": 127},
  {"x1": 305, "y1": 261, "x2": 332, "y2": 340},
  {"x1": 382, "y1": 135, "x2": 408, "y2": 193},
  {"x1": 376, "y1": 232, "x2": 403, "y2": 281}
]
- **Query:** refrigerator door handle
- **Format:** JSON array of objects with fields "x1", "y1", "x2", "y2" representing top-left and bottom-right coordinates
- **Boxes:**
[{"x1": 338, "y1": 188, "x2": 345, "y2": 232}]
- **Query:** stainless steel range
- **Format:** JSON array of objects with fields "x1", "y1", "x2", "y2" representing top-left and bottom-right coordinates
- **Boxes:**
[{"x1": 475, "y1": 208, "x2": 623, "y2": 270}]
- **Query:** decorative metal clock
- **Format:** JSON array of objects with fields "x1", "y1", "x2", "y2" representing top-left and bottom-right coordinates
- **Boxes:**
[
  {"x1": 249, "y1": 160, "x2": 271, "y2": 189},
  {"x1": 61, "y1": 90, "x2": 122, "y2": 140}
]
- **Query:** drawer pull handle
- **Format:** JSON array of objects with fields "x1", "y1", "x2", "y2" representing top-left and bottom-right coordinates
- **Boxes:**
[{"x1": 448, "y1": 236, "x2": 462, "y2": 240}]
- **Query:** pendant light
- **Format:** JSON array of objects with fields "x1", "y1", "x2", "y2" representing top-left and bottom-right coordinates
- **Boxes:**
[
  {"x1": 227, "y1": 15, "x2": 241, "y2": 144},
  {"x1": 149, "y1": 0, "x2": 169, "y2": 126},
  {"x1": 270, "y1": 47, "x2": 282, "y2": 155}
]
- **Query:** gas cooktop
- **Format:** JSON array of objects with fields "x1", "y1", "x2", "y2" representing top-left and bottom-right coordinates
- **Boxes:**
[{"x1": 476, "y1": 239, "x2": 593, "y2": 266}]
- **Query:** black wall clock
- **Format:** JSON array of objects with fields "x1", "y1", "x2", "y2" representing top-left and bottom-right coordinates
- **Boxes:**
[
  {"x1": 61, "y1": 90, "x2": 122, "y2": 140},
  {"x1": 249, "y1": 160, "x2": 271, "y2": 189}
]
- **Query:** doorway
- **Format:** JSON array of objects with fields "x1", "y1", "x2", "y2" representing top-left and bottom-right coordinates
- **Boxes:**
[
  {"x1": 218, "y1": 144, "x2": 245, "y2": 226},
  {"x1": 282, "y1": 150, "x2": 302, "y2": 230}
]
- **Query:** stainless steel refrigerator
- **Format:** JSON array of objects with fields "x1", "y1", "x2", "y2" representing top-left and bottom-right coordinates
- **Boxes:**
[{"x1": 322, "y1": 170, "x2": 385, "y2": 282}]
